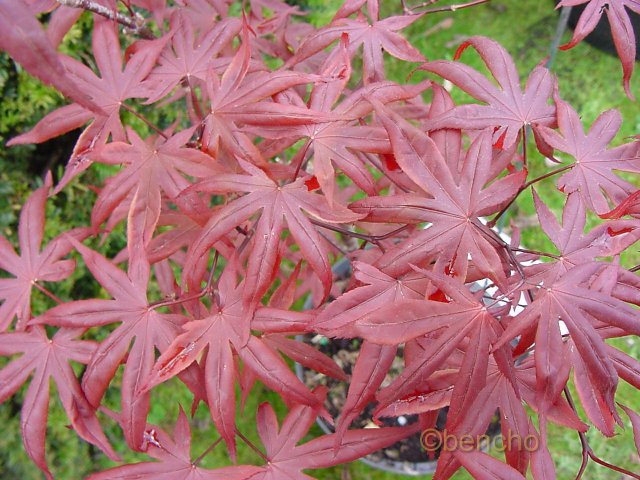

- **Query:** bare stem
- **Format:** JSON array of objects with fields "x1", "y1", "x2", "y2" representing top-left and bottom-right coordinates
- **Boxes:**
[
  {"x1": 405, "y1": 0, "x2": 490, "y2": 15},
  {"x1": 510, "y1": 247, "x2": 561, "y2": 260},
  {"x1": 56, "y1": 0, "x2": 155, "y2": 39},
  {"x1": 564, "y1": 387, "x2": 640, "y2": 480}
]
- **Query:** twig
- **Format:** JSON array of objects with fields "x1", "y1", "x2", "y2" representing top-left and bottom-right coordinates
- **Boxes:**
[
  {"x1": 547, "y1": 6, "x2": 573, "y2": 70},
  {"x1": 56, "y1": 0, "x2": 155, "y2": 39},
  {"x1": 404, "y1": 0, "x2": 491, "y2": 15},
  {"x1": 564, "y1": 387, "x2": 640, "y2": 480}
]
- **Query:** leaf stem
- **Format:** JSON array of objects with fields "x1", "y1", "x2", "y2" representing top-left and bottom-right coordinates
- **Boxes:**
[
  {"x1": 33, "y1": 282, "x2": 63, "y2": 304},
  {"x1": 236, "y1": 428, "x2": 269, "y2": 462},
  {"x1": 121, "y1": 103, "x2": 169, "y2": 139},
  {"x1": 487, "y1": 163, "x2": 573, "y2": 229},
  {"x1": 193, "y1": 437, "x2": 223, "y2": 466}
]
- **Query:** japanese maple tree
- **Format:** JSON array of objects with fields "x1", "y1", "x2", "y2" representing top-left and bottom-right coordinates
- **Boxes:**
[{"x1": 1, "y1": 0, "x2": 640, "y2": 479}]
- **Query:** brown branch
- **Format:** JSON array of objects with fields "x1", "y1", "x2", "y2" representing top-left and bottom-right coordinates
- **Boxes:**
[
  {"x1": 404, "y1": 0, "x2": 490, "y2": 15},
  {"x1": 56, "y1": 0, "x2": 155, "y2": 39},
  {"x1": 564, "y1": 387, "x2": 640, "y2": 480}
]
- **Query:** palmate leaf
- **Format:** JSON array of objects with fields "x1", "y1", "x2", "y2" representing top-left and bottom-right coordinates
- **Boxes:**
[
  {"x1": 0, "y1": 174, "x2": 82, "y2": 331},
  {"x1": 88, "y1": 408, "x2": 264, "y2": 480},
  {"x1": 31, "y1": 231, "x2": 192, "y2": 450},
  {"x1": 536, "y1": 95, "x2": 640, "y2": 214},
  {"x1": 421, "y1": 36, "x2": 556, "y2": 151},
  {"x1": 141, "y1": 261, "x2": 319, "y2": 460},
  {"x1": 253, "y1": 388, "x2": 415, "y2": 480},
  {"x1": 200, "y1": 20, "x2": 338, "y2": 163},
  {"x1": 92, "y1": 127, "x2": 222, "y2": 241},
  {"x1": 355, "y1": 269, "x2": 503, "y2": 411},
  {"x1": 286, "y1": 6, "x2": 425, "y2": 84},
  {"x1": 182, "y1": 160, "x2": 362, "y2": 304},
  {"x1": 559, "y1": 0, "x2": 640, "y2": 98},
  {"x1": 0, "y1": 326, "x2": 119, "y2": 479},
  {"x1": 352, "y1": 99, "x2": 525, "y2": 288},
  {"x1": 8, "y1": 18, "x2": 168, "y2": 191},
  {"x1": 526, "y1": 191, "x2": 640, "y2": 285},
  {"x1": 496, "y1": 262, "x2": 640, "y2": 434}
]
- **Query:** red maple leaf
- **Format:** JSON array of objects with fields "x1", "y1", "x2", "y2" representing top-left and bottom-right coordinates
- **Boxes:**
[
  {"x1": 421, "y1": 36, "x2": 556, "y2": 151},
  {"x1": 8, "y1": 18, "x2": 167, "y2": 191},
  {"x1": 351, "y1": 99, "x2": 525, "y2": 289},
  {"x1": 0, "y1": 174, "x2": 82, "y2": 331},
  {"x1": 141, "y1": 261, "x2": 320, "y2": 459},
  {"x1": 88, "y1": 408, "x2": 263, "y2": 480},
  {"x1": 0, "y1": 326, "x2": 119, "y2": 479},
  {"x1": 559, "y1": 0, "x2": 640, "y2": 98},
  {"x1": 182, "y1": 160, "x2": 362, "y2": 304},
  {"x1": 31, "y1": 233, "x2": 193, "y2": 450},
  {"x1": 536, "y1": 95, "x2": 640, "y2": 214}
]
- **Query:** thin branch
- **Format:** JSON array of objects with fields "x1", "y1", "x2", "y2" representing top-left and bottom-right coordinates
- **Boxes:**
[
  {"x1": 630, "y1": 264, "x2": 640, "y2": 273},
  {"x1": 522, "y1": 163, "x2": 573, "y2": 190},
  {"x1": 56, "y1": 0, "x2": 155, "y2": 39},
  {"x1": 404, "y1": 0, "x2": 490, "y2": 15},
  {"x1": 510, "y1": 247, "x2": 561, "y2": 260},
  {"x1": 564, "y1": 387, "x2": 640, "y2": 480}
]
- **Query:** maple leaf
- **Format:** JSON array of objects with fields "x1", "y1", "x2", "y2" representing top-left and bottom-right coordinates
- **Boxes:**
[
  {"x1": 88, "y1": 407, "x2": 264, "y2": 480},
  {"x1": 31, "y1": 233, "x2": 191, "y2": 450},
  {"x1": 92, "y1": 127, "x2": 222, "y2": 241},
  {"x1": 264, "y1": 36, "x2": 431, "y2": 205},
  {"x1": 0, "y1": 174, "x2": 82, "y2": 331},
  {"x1": 0, "y1": 326, "x2": 119, "y2": 479},
  {"x1": 536, "y1": 95, "x2": 640, "y2": 214},
  {"x1": 601, "y1": 189, "x2": 640, "y2": 218},
  {"x1": 287, "y1": 8, "x2": 425, "y2": 83},
  {"x1": 143, "y1": 13, "x2": 241, "y2": 103},
  {"x1": 252, "y1": 387, "x2": 416, "y2": 480},
  {"x1": 559, "y1": 0, "x2": 640, "y2": 98},
  {"x1": 200, "y1": 21, "x2": 337, "y2": 163},
  {"x1": 355, "y1": 269, "x2": 503, "y2": 412},
  {"x1": 351, "y1": 100, "x2": 525, "y2": 288},
  {"x1": 525, "y1": 191, "x2": 640, "y2": 285},
  {"x1": 182, "y1": 160, "x2": 362, "y2": 304},
  {"x1": 496, "y1": 262, "x2": 640, "y2": 435},
  {"x1": 0, "y1": 0, "x2": 98, "y2": 112},
  {"x1": 421, "y1": 36, "x2": 556, "y2": 151},
  {"x1": 8, "y1": 18, "x2": 168, "y2": 191},
  {"x1": 141, "y1": 262, "x2": 319, "y2": 459}
]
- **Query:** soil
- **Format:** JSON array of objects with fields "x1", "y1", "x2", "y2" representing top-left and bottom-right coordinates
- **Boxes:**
[{"x1": 299, "y1": 335, "x2": 502, "y2": 468}]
